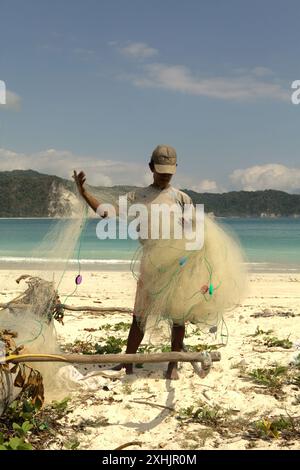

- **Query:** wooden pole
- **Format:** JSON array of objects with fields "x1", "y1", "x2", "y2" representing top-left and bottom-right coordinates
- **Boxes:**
[{"x1": 7, "y1": 351, "x2": 221, "y2": 364}]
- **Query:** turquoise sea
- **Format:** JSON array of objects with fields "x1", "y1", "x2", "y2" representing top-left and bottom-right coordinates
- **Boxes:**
[{"x1": 0, "y1": 218, "x2": 299, "y2": 272}]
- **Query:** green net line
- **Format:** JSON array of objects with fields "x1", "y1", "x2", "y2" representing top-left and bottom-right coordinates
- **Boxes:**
[{"x1": 129, "y1": 240, "x2": 230, "y2": 346}]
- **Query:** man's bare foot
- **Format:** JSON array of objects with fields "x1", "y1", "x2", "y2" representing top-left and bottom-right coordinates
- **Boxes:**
[
  {"x1": 111, "y1": 363, "x2": 133, "y2": 374},
  {"x1": 165, "y1": 363, "x2": 179, "y2": 380}
]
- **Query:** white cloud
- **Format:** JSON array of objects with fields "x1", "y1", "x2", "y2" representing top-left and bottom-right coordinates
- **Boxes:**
[
  {"x1": 251, "y1": 66, "x2": 274, "y2": 77},
  {"x1": 0, "y1": 90, "x2": 21, "y2": 110},
  {"x1": 234, "y1": 66, "x2": 274, "y2": 77},
  {"x1": 112, "y1": 42, "x2": 285, "y2": 102},
  {"x1": 0, "y1": 147, "x2": 151, "y2": 187},
  {"x1": 230, "y1": 164, "x2": 300, "y2": 192},
  {"x1": 0, "y1": 147, "x2": 223, "y2": 191},
  {"x1": 119, "y1": 42, "x2": 158, "y2": 59},
  {"x1": 1, "y1": 148, "x2": 298, "y2": 194},
  {"x1": 170, "y1": 173, "x2": 224, "y2": 193},
  {"x1": 191, "y1": 179, "x2": 221, "y2": 193},
  {"x1": 129, "y1": 63, "x2": 288, "y2": 102}
]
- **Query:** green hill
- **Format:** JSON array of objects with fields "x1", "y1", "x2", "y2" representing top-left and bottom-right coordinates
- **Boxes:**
[
  {"x1": 0, "y1": 170, "x2": 299, "y2": 217},
  {"x1": 184, "y1": 189, "x2": 300, "y2": 217}
]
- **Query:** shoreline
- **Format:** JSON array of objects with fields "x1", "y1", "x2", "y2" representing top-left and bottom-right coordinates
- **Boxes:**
[{"x1": 0, "y1": 258, "x2": 299, "y2": 274}]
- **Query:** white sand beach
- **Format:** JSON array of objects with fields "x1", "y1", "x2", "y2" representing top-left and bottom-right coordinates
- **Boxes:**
[{"x1": 1, "y1": 269, "x2": 300, "y2": 450}]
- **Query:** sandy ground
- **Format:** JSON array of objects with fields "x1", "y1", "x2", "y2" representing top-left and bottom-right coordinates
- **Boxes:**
[{"x1": 1, "y1": 269, "x2": 300, "y2": 450}]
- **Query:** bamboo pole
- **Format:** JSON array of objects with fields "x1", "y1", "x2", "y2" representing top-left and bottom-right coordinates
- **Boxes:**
[{"x1": 6, "y1": 351, "x2": 221, "y2": 365}]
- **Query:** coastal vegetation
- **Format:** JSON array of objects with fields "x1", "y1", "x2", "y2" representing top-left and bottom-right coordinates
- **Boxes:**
[{"x1": 1, "y1": 170, "x2": 299, "y2": 217}]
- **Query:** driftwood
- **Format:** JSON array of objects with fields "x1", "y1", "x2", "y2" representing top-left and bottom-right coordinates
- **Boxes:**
[
  {"x1": 0, "y1": 275, "x2": 132, "y2": 314},
  {"x1": 114, "y1": 441, "x2": 142, "y2": 450},
  {"x1": 6, "y1": 351, "x2": 221, "y2": 365},
  {"x1": 1, "y1": 275, "x2": 133, "y2": 322},
  {"x1": 60, "y1": 304, "x2": 132, "y2": 313},
  {"x1": 0, "y1": 302, "x2": 132, "y2": 314},
  {"x1": 252, "y1": 346, "x2": 296, "y2": 353},
  {"x1": 130, "y1": 400, "x2": 175, "y2": 411}
]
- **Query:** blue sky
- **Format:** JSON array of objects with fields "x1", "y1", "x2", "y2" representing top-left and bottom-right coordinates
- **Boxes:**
[{"x1": 0, "y1": 0, "x2": 300, "y2": 192}]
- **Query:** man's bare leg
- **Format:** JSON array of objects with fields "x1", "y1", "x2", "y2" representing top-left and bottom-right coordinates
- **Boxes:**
[
  {"x1": 165, "y1": 323, "x2": 185, "y2": 380},
  {"x1": 112, "y1": 315, "x2": 144, "y2": 374}
]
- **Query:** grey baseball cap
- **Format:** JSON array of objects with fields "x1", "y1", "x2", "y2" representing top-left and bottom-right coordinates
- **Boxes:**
[{"x1": 151, "y1": 145, "x2": 177, "y2": 174}]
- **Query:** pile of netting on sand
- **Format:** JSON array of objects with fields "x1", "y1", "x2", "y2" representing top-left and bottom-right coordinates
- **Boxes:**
[{"x1": 0, "y1": 195, "x2": 110, "y2": 415}]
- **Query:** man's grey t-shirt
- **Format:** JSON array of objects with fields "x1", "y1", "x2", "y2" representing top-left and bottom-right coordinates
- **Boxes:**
[
  {"x1": 124, "y1": 184, "x2": 192, "y2": 208},
  {"x1": 110, "y1": 184, "x2": 194, "y2": 243}
]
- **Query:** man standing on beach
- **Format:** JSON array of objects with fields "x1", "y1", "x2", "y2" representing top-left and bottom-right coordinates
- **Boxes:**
[{"x1": 74, "y1": 145, "x2": 194, "y2": 380}]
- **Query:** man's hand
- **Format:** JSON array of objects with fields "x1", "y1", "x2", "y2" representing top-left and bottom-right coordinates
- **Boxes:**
[
  {"x1": 72, "y1": 170, "x2": 101, "y2": 213},
  {"x1": 73, "y1": 170, "x2": 86, "y2": 197}
]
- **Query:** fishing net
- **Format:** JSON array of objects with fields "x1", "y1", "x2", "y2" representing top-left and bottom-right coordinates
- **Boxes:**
[
  {"x1": 0, "y1": 190, "x2": 89, "y2": 410},
  {"x1": 0, "y1": 179, "x2": 248, "y2": 412},
  {"x1": 130, "y1": 212, "x2": 248, "y2": 345}
]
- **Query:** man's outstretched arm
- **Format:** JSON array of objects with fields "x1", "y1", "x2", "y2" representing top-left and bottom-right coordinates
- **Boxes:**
[{"x1": 73, "y1": 170, "x2": 107, "y2": 216}]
